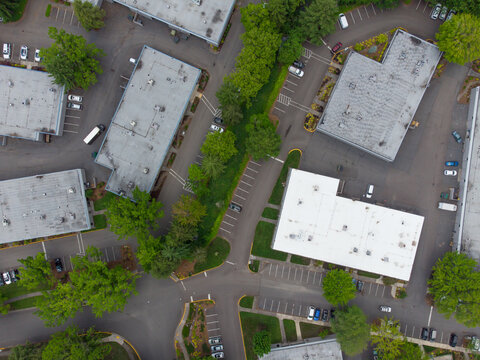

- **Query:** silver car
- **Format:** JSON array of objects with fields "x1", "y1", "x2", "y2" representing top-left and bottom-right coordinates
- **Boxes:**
[
  {"x1": 20, "y1": 45, "x2": 28, "y2": 60},
  {"x1": 431, "y1": 3, "x2": 441, "y2": 20},
  {"x1": 439, "y1": 6, "x2": 448, "y2": 20}
]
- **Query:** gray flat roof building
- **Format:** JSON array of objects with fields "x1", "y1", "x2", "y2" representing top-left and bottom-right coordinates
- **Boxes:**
[
  {"x1": 0, "y1": 169, "x2": 92, "y2": 244},
  {"x1": 109, "y1": 0, "x2": 236, "y2": 46},
  {"x1": 317, "y1": 30, "x2": 441, "y2": 162},
  {"x1": 96, "y1": 45, "x2": 201, "y2": 199},
  {"x1": 0, "y1": 65, "x2": 65, "y2": 141},
  {"x1": 261, "y1": 338, "x2": 343, "y2": 360}
]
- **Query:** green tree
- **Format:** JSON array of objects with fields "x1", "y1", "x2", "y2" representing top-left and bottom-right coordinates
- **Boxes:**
[
  {"x1": 371, "y1": 318, "x2": 404, "y2": 360},
  {"x1": 42, "y1": 326, "x2": 111, "y2": 360},
  {"x1": 220, "y1": 102, "x2": 243, "y2": 127},
  {"x1": 398, "y1": 341, "x2": 426, "y2": 360},
  {"x1": 172, "y1": 195, "x2": 207, "y2": 228},
  {"x1": 106, "y1": 186, "x2": 164, "y2": 240},
  {"x1": 8, "y1": 341, "x2": 42, "y2": 360},
  {"x1": 201, "y1": 131, "x2": 238, "y2": 163},
  {"x1": 267, "y1": 0, "x2": 305, "y2": 32},
  {"x1": 18, "y1": 252, "x2": 55, "y2": 290},
  {"x1": 240, "y1": 3, "x2": 272, "y2": 32},
  {"x1": 41, "y1": 27, "x2": 104, "y2": 91},
  {"x1": 0, "y1": 0, "x2": 18, "y2": 22},
  {"x1": 216, "y1": 76, "x2": 243, "y2": 108},
  {"x1": 35, "y1": 283, "x2": 82, "y2": 327},
  {"x1": 428, "y1": 252, "x2": 480, "y2": 327},
  {"x1": 135, "y1": 233, "x2": 163, "y2": 274},
  {"x1": 73, "y1": 0, "x2": 106, "y2": 31},
  {"x1": 322, "y1": 269, "x2": 356, "y2": 306},
  {"x1": 187, "y1": 164, "x2": 208, "y2": 196},
  {"x1": 373, "y1": 0, "x2": 399, "y2": 9},
  {"x1": 246, "y1": 113, "x2": 281, "y2": 160},
  {"x1": 278, "y1": 31, "x2": 305, "y2": 64},
  {"x1": 300, "y1": 0, "x2": 338, "y2": 45},
  {"x1": 436, "y1": 13, "x2": 480, "y2": 65},
  {"x1": 70, "y1": 246, "x2": 139, "y2": 317},
  {"x1": 202, "y1": 154, "x2": 226, "y2": 179},
  {"x1": 331, "y1": 306, "x2": 370, "y2": 356},
  {"x1": 253, "y1": 330, "x2": 271, "y2": 356}
]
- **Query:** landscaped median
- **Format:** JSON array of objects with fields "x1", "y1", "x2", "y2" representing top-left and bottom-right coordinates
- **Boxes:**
[
  {"x1": 251, "y1": 221, "x2": 287, "y2": 261},
  {"x1": 239, "y1": 312, "x2": 282, "y2": 360}
]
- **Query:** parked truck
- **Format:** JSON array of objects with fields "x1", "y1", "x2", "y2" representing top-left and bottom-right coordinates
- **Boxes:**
[{"x1": 438, "y1": 202, "x2": 457, "y2": 211}]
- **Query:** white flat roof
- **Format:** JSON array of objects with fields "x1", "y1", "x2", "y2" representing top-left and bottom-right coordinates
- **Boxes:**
[
  {"x1": 272, "y1": 169, "x2": 424, "y2": 281},
  {"x1": 0, "y1": 65, "x2": 65, "y2": 141},
  {"x1": 0, "y1": 169, "x2": 92, "y2": 244},
  {"x1": 112, "y1": 0, "x2": 236, "y2": 46},
  {"x1": 96, "y1": 46, "x2": 200, "y2": 198},
  {"x1": 261, "y1": 339, "x2": 342, "y2": 360}
]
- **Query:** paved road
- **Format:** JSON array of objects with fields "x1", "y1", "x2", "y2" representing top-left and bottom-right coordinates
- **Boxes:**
[{"x1": 0, "y1": 1, "x2": 479, "y2": 360}]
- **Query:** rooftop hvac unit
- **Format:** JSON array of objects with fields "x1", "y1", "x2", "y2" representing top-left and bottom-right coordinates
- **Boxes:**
[
  {"x1": 8, "y1": 80, "x2": 13, "y2": 87},
  {"x1": 54, "y1": 216, "x2": 64, "y2": 224},
  {"x1": 353, "y1": 247, "x2": 358, "y2": 252},
  {"x1": 143, "y1": 168, "x2": 149, "y2": 174},
  {"x1": 2, "y1": 218, "x2": 10, "y2": 227},
  {"x1": 366, "y1": 250, "x2": 372, "y2": 256},
  {"x1": 68, "y1": 212, "x2": 75, "y2": 220},
  {"x1": 130, "y1": 120, "x2": 137, "y2": 127},
  {"x1": 119, "y1": 190, "x2": 126, "y2": 197},
  {"x1": 127, "y1": 181, "x2": 135, "y2": 189},
  {"x1": 22, "y1": 99, "x2": 30, "y2": 105},
  {"x1": 147, "y1": 79, "x2": 155, "y2": 85},
  {"x1": 68, "y1": 187, "x2": 76, "y2": 194},
  {"x1": 191, "y1": 0, "x2": 201, "y2": 5}
]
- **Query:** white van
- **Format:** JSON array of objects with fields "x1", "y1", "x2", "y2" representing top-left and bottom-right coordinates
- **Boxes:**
[
  {"x1": 3, "y1": 43, "x2": 11, "y2": 60},
  {"x1": 83, "y1": 124, "x2": 105, "y2": 145},
  {"x1": 338, "y1": 13, "x2": 349, "y2": 29},
  {"x1": 365, "y1": 184, "x2": 374, "y2": 199},
  {"x1": 438, "y1": 202, "x2": 457, "y2": 211}
]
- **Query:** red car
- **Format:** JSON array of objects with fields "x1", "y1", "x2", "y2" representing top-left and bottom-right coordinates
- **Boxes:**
[{"x1": 331, "y1": 42, "x2": 343, "y2": 54}]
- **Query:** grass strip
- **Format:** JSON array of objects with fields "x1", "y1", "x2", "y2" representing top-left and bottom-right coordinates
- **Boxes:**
[
  {"x1": 261, "y1": 207, "x2": 279, "y2": 220},
  {"x1": 239, "y1": 296, "x2": 254, "y2": 309},
  {"x1": 357, "y1": 270, "x2": 381, "y2": 279},
  {"x1": 240, "y1": 312, "x2": 281, "y2": 360},
  {"x1": 45, "y1": 4, "x2": 51, "y2": 17},
  {"x1": 93, "y1": 214, "x2": 107, "y2": 230},
  {"x1": 9, "y1": 295, "x2": 42, "y2": 310},
  {"x1": 249, "y1": 260, "x2": 259, "y2": 273},
  {"x1": 8, "y1": 0, "x2": 28, "y2": 22},
  {"x1": 300, "y1": 322, "x2": 323, "y2": 339},
  {"x1": 283, "y1": 319, "x2": 297, "y2": 342},
  {"x1": 193, "y1": 237, "x2": 230, "y2": 273},
  {"x1": 0, "y1": 282, "x2": 48, "y2": 301},
  {"x1": 290, "y1": 255, "x2": 310, "y2": 265},
  {"x1": 251, "y1": 221, "x2": 287, "y2": 261},
  {"x1": 268, "y1": 150, "x2": 301, "y2": 205},
  {"x1": 93, "y1": 192, "x2": 118, "y2": 211}
]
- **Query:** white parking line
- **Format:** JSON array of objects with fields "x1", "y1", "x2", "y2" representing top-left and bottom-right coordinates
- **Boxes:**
[
  {"x1": 219, "y1": 227, "x2": 231, "y2": 233},
  {"x1": 208, "y1": 328, "x2": 220, "y2": 332},
  {"x1": 273, "y1": 107, "x2": 286, "y2": 113},
  {"x1": 285, "y1": 79, "x2": 298, "y2": 86},
  {"x1": 312, "y1": 271, "x2": 316, "y2": 284},
  {"x1": 240, "y1": 180, "x2": 252, "y2": 187},
  {"x1": 237, "y1": 187, "x2": 249, "y2": 193},
  {"x1": 180, "y1": 281, "x2": 186, "y2": 291},
  {"x1": 269, "y1": 263, "x2": 272, "y2": 276},
  {"x1": 275, "y1": 264, "x2": 278, "y2": 277},
  {"x1": 277, "y1": 301, "x2": 281, "y2": 313},
  {"x1": 269, "y1": 156, "x2": 284, "y2": 164},
  {"x1": 288, "y1": 267, "x2": 291, "y2": 280},
  {"x1": 349, "y1": 12, "x2": 356, "y2": 24},
  {"x1": 381, "y1": 286, "x2": 386, "y2": 297},
  {"x1": 294, "y1": 268, "x2": 298, "y2": 281},
  {"x1": 364, "y1": 6, "x2": 369, "y2": 18},
  {"x1": 246, "y1": 167, "x2": 259, "y2": 173},
  {"x1": 65, "y1": 115, "x2": 80, "y2": 118},
  {"x1": 411, "y1": 326, "x2": 416, "y2": 338},
  {"x1": 368, "y1": 282, "x2": 373, "y2": 294},
  {"x1": 263, "y1": 298, "x2": 267, "y2": 309},
  {"x1": 427, "y1": 306, "x2": 433, "y2": 326},
  {"x1": 404, "y1": 324, "x2": 408, "y2": 336},
  {"x1": 63, "y1": 130, "x2": 78, "y2": 134},
  {"x1": 206, "y1": 313, "x2": 218, "y2": 317},
  {"x1": 283, "y1": 87, "x2": 294, "y2": 93},
  {"x1": 375, "y1": 284, "x2": 380, "y2": 296},
  {"x1": 207, "y1": 321, "x2": 219, "y2": 324},
  {"x1": 225, "y1": 214, "x2": 237, "y2": 220},
  {"x1": 440, "y1": 332, "x2": 443, "y2": 343},
  {"x1": 300, "y1": 269, "x2": 304, "y2": 282},
  {"x1": 371, "y1": 3, "x2": 377, "y2": 15},
  {"x1": 298, "y1": 304, "x2": 302, "y2": 316},
  {"x1": 222, "y1": 221, "x2": 235, "y2": 227},
  {"x1": 270, "y1": 300, "x2": 274, "y2": 311},
  {"x1": 306, "y1": 271, "x2": 310, "y2": 283},
  {"x1": 423, "y1": 1, "x2": 428, "y2": 13},
  {"x1": 319, "y1": 273, "x2": 323, "y2": 285},
  {"x1": 416, "y1": 0, "x2": 422, "y2": 10},
  {"x1": 284, "y1": 302, "x2": 288, "y2": 313},
  {"x1": 281, "y1": 265, "x2": 285, "y2": 278},
  {"x1": 250, "y1": 160, "x2": 262, "y2": 167},
  {"x1": 70, "y1": 10, "x2": 75, "y2": 25},
  {"x1": 234, "y1": 193, "x2": 246, "y2": 201},
  {"x1": 64, "y1": 123, "x2": 80, "y2": 126},
  {"x1": 243, "y1": 174, "x2": 255, "y2": 180},
  {"x1": 356, "y1": 8, "x2": 363, "y2": 21}
]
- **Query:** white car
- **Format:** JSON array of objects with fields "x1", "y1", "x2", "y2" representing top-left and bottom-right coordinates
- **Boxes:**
[
  {"x1": 20, "y1": 45, "x2": 28, "y2": 60},
  {"x1": 3, "y1": 43, "x2": 11, "y2": 60},
  {"x1": 2, "y1": 272, "x2": 11, "y2": 285},
  {"x1": 431, "y1": 3, "x2": 441, "y2": 20},
  {"x1": 379, "y1": 305, "x2": 391, "y2": 312},
  {"x1": 34, "y1": 49, "x2": 41, "y2": 62},
  {"x1": 307, "y1": 305, "x2": 315, "y2": 320},
  {"x1": 67, "y1": 102, "x2": 83, "y2": 110},
  {"x1": 288, "y1": 65, "x2": 304, "y2": 78},
  {"x1": 444, "y1": 170, "x2": 457, "y2": 176},
  {"x1": 208, "y1": 337, "x2": 221, "y2": 345},
  {"x1": 365, "y1": 184, "x2": 374, "y2": 199},
  {"x1": 209, "y1": 124, "x2": 224, "y2": 133},
  {"x1": 212, "y1": 353, "x2": 224, "y2": 359},
  {"x1": 68, "y1": 94, "x2": 83, "y2": 103}
]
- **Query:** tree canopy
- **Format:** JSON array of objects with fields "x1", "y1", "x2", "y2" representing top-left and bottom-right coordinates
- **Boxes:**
[
  {"x1": 278, "y1": 30, "x2": 305, "y2": 65},
  {"x1": 398, "y1": 341, "x2": 426, "y2": 360},
  {"x1": 322, "y1": 269, "x2": 356, "y2": 306},
  {"x1": 429, "y1": 0, "x2": 480, "y2": 17},
  {"x1": 253, "y1": 330, "x2": 271, "y2": 356},
  {"x1": 300, "y1": 0, "x2": 338, "y2": 45},
  {"x1": 18, "y1": 252, "x2": 55, "y2": 291},
  {"x1": 35, "y1": 283, "x2": 82, "y2": 327},
  {"x1": 172, "y1": 195, "x2": 207, "y2": 227},
  {"x1": 267, "y1": 0, "x2": 305, "y2": 32},
  {"x1": 371, "y1": 318, "x2": 404, "y2": 360},
  {"x1": 0, "y1": 0, "x2": 20, "y2": 22},
  {"x1": 41, "y1": 27, "x2": 104, "y2": 91},
  {"x1": 331, "y1": 306, "x2": 371, "y2": 356},
  {"x1": 201, "y1": 130, "x2": 238, "y2": 163},
  {"x1": 428, "y1": 251, "x2": 480, "y2": 327},
  {"x1": 8, "y1": 341, "x2": 42, "y2": 360},
  {"x1": 106, "y1": 186, "x2": 164, "y2": 240},
  {"x1": 436, "y1": 13, "x2": 480, "y2": 65},
  {"x1": 246, "y1": 113, "x2": 281, "y2": 160},
  {"x1": 73, "y1": 0, "x2": 106, "y2": 31}
]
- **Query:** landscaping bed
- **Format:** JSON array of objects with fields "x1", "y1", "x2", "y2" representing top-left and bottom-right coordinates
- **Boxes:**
[
  {"x1": 249, "y1": 260, "x2": 260, "y2": 273},
  {"x1": 92, "y1": 214, "x2": 107, "y2": 230},
  {"x1": 357, "y1": 270, "x2": 381, "y2": 279},
  {"x1": 300, "y1": 322, "x2": 332, "y2": 339},
  {"x1": 283, "y1": 319, "x2": 297, "y2": 342},
  {"x1": 251, "y1": 221, "x2": 287, "y2": 261},
  {"x1": 261, "y1": 207, "x2": 279, "y2": 220},
  {"x1": 182, "y1": 301, "x2": 215, "y2": 358},
  {"x1": 458, "y1": 76, "x2": 480, "y2": 104},
  {"x1": 239, "y1": 296, "x2": 254, "y2": 309},
  {"x1": 239, "y1": 312, "x2": 281, "y2": 360},
  {"x1": 104, "y1": 342, "x2": 131, "y2": 360},
  {"x1": 290, "y1": 255, "x2": 310, "y2": 265}
]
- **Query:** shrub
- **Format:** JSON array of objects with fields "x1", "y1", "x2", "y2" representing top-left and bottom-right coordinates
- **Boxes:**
[
  {"x1": 45, "y1": 4, "x2": 52, "y2": 17},
  {"x1": 397, "y1": 288, "x2": 407, "y2": 299},
  {"x1": 182, "y1": 324, "x2": 190, "y2": 338},
  {"x1": 354, "y1": 43, "x2": 363, "y2": 52}
]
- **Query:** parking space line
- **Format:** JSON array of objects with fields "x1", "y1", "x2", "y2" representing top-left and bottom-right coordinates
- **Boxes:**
[
  {"x1": 219, "y1": 227, "x2": 231, "y2": 233},
  {"x1": 281, "y1": 265, "x2": 285, "y2": 278},
  {"x1": 298, "y1": 304, "x2": 302, "y2": 316},
  {"x1": 55, "y1": 7, "x2": 60, "y2": 21},
  {"x1": 277, "y1": 301, "x2": 280, "y2": 313},
  {"x1": 285, "y1": 79, "x2": 298, "y2": 86},
  {"x1": 312, "y1": 271, "x2": 316, "y2": 284},
  {"x1": 291, "y1": 303, "x2": 295, "y2": 315},
  {"x1": 288, "y1": 267, "x2": 291, "y2": 280},
  {"x1": 423, "y1": 1, "x2": 428, "y2": 13},
  {"x1": 237, "y1": 187, "x2": 249, "y2": 193},
  {"x1": 368, "y1": 282, "x2": 373, "y2": 294},
  {"x1": 411, "y1": 326, "x2": 416, "y2": 338},
  {"x1": 240, "y1": 180, "x2": 252, "y2": 187},
  {"x1": 64, "y1": 123, "x2": 79, "y2": 126},
  {"x1": 440, "y1": 331, "x2": 444, "y2": 343},
  {"x1": 275, "y1": 264, "x2": 278, "y2": 277},
  {"x1": 381, "y1": 286, "x2": 386, "y2": 297},
  {"x1": 207, "y1": 321, "x2": 219, "y2": 324},
  {"x1": 222, "y1": 221, "x2": 235, "y2": 227},
  {"x1": 208, "y1": 328, "x2": 220, "y2": 332},
  {"x1": 243, "y1": 174, "x2": 255, "y2": 180},
  {"x1": 416, "y1": 0, "x2": 422, "y2": 10},
  {"x1": 364, "y1": 6, "x2": 369, "y2": 18},
  {"x1": 104, "y1": 248, "x2": 109, "y2": 262},
  {"x1": 283, "y1": 87, "x2": 294, "y2": 93},
  {"x1": 371, "y1": 3, "x2": 377, "y2": 15},
  {"x1": 70, "y1": 10, "x2": 75, "y2": 25},
  {"x1": 270, "y1": 300, "x2": 274, "y2": 311},
  {"x1": 234, "y1": 193, "x2": 246, "y2": 201},
  {"x1": 246, "y1": 166, "x2": 259, "y2": 173},
  {"x1": 268, "y1": 263, "x2": 272, "y2": 276},
  {"x1": 263, "y1": 298, "x2": 267, "y2": 309},
  {"x1": 284, "y1": 302, "x2": 288, "y2": 313},
  {"x1": 65, "y1": 115, "x2": 80, "y2": 118},
  {"x1": 62, "y1": 9, "x2": 67, "y2": 24},
  {"x1": 427, "y1": 306, "x2": 433, "y2": 327},
  {"x1": 63, "y1": 130, "x2": 78, "y2": 134},
  {"x1": 294, "y1": 268, "x2": 297, "y2": 281},
  {"x1": 273, "y1": 107, "x2": 286, "y2": 113},
  {"x1": 206, "y1": 313, "x2": 217, "y2": 317},
  {"x1": 300, "y1": 269, "x2": 304, "y2": 282},
  {"x1": 356, "y1": 8, "x2": 363, "y2": 21},
  {"x1": 306, "y1": 271, "x2": 310, "y2": 283},
  {"x1": 225, "y1": 214, "x2": 237, "y2": 220},
  {"x1": 250, "y1": 160, "x2": 262, "y2": 167},
  {"x1": 319, "y1": 272, "x2": 323, "y2": 285},
  {"x1": 375, "y1": 284, "x2": 380, "y2": 296},
  {"x1": 349, "y1": 12, "x2": 356, "y2": 24},
  {"x1": 404, "y1": 324, "x2": 408, "y2": 336}
]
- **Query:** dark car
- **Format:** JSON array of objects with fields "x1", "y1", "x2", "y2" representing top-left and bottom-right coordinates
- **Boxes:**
[
  {"x1": 452, "y1": 130, "x2": 462, "y2": 143},
  {"x1": 421, "y1": 327, "x2": 429, "y2": 340},
  {"x1": 449, "y1": 333, "x2": 458, "y2": 347},
  {"x1": 228, "y1": 202, "x2": 242, "y2": 213},
  {"x1": 445, "y1": 161, "x2": 459, "y2": 167},
  {"x1": 446, "y1": 9, "x2": 456, "y2": 21},
  {"x1": 0, "y1": 276, "x2": 4, "y2": 286},
  {"x1": 331, "y1": 42, "x2": 343, "y2": 54},
  {"x1": 54, "y1": 258, "x2": 63, "y2": 272},
  {"x1": 293, "y1": 60, "x2": 304, "y2": 69},
  {"x1": 356, "y1": 280, "x2": 364, "y2": 292},
  {"x1": 330, "y1": 308, "x2": 335, "y2": 320},
  {"x1": 98, "y1": 124, "x2": 106, "y2": 131},
  {"x1": 313, "y1": 308, "x2": 321, "y2": 321},
  {"x1": 213, "y1": 117, "x2": 224, "y2": 125},
  {"x1": 321, "y1": 309, "x2": 329, "y2": 322}
]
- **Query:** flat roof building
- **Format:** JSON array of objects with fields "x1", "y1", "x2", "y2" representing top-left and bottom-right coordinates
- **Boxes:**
[
  {"x1": 0, "y1": 65, "x2": 65, "y2": 141},
  {"x1": 0, "y1": 169, "x2": 92, "y2": 244},
  {"x1": 272, "y1": 169, "x2": 424, "y2": 281},
  {"x1": 317, "y1": 30, "x2": 441, "y2": 162},
  {"x1": 109, "y1": 0, "x2": 236, "y2": 46},
  {"x1": 261, "y1": 338, "x2": 343, "y2": 360},
  {"x1": 96, "y1": 46, "x2": 201, "y2": 199}
]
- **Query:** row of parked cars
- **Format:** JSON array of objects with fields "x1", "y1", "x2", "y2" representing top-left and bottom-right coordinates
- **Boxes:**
[
  {"x1": 307, "y1": 306, "x2": 332, "y2": 322},
  {"x1": 67, "y1": 94, "x2": 84, "y2": 111},
  {"x1": 0, "y1": 269, "x2": 19, "y2": 285},
  {"x1": 208, "y1": 336, "x2": 224, "y2": 358},
  {"x1": 3, "y1": 43, "x2": 41, "y2": 62},
  {"x1": 431, "y1": 4, "x2": 456, "y2": 21}
]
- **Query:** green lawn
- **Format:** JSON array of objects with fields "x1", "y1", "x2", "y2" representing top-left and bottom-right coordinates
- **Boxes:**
[
  {"x1": 249, "y1": 260, "x2": 260, "y2": 273},
  {"x1": 300, "y1": 322, "x2": 329, "y2": 339},
  {"x1": 261, "y1": 207, "x2": 279, "y2": 220},
  {"x1": 283, "y1": 319, "x2": 297, "y2": 342},
  {"x1": 9, "y1": 295, "x2": 42, "y2": 310},
  {"x1": 268, "y1": 150, "x2": 301, "y2": 205},
  {"x1": 93, "y1": 214, "x2": 107, "y2": 229},
  {"x1": 93, "y1": 192, "x2": 118, "y2": 211},
  {"x1": 239, "y1": 296, "x2": 254, "y2": 309},
  {"x1": 0, "y1": 282, "x2": 48, "y2": 301},
  {"x1": 194, "y1": 237, "x2": 231, "y2": 273},
  {"x1": 357, "y1": 270, "x2": 381, "y2": 279},
  {"x1": 290, "y1": 255, "x2": 310, "y2": 265},
  {"x1": 104, "y1": 342, "x2": 130, "y2": 360},
  {"x1": 423, "y1": 345, "x2": 437, "y2": 354},
  {"x1": 240, "y1": 312, "x2": 281, "y2": 360},
  {"x1": 251, "y1": 221, "x2": 287, "y2": 261}
]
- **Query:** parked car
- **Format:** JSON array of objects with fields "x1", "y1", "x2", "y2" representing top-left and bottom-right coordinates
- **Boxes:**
[
  {"x1": 3, "y1": 43, "x2": 11, "y2": 60},
  {"x1": 330, "y1": 308, "x2": 335, "y2": 320},
  {"x1": 338, "y1": 13, "x2": 349, "y2": 29},
  {"x1": 452, "y1": 130, "x2": 462, "y2": 143},
  {"x1": 208, "y1": 337, "x2": 222, "y2": 345},
  {"x1": 209, "y1": 124, "x2": 224, "y2": 133},
  {"x1": 431, "y1": 3, "x2": 442, "y2": 20},
  {"x1": 331, "y1": 42, "x2": 342, "y2": 54},
  {"x1": 313, "y1": 308, "x2": 321, "y2": 321},
  {"x1": 9, "y1": 270, "x2": 17, "y2": 282},
  {"x1": 446, "y1": 9, "x2": 456, "y2": 20},
  {"x1": 2, "y1": 272, "x2": 11, "y2": 285},
  {"x1": 379, "y1": 305, "x2": 391, "y2": 312},
  {"x1": 307, "y1": 305, "x2": 315, "y2": 320},
  {"x1": 321, "y1": 309, "x2": 329, "y2": 322},
  {"x1": 365, "y1": 184, "x2": 374, "y2": 199},
  {"x1": 0, "y1": 276, "x2": 4, "y2": 286},
  {"x1": 445, "y1": 161, "x2": 459, "y2": 167},
  {"x1": 67, "y1": 102, "x2": 83, "y2": 110},
  {"x1": 211, "y1": 345, "x2": 223, "y2": 352},
  {"x1": 444, "y1": 170, "x2": 457, "y2": 176},
  {"x1": 212, "y1": 353, "x2": 224, "y2": 359},
  {"x1": 288, "y1": 65, "x2": 304, "y2": 78},
  {"x1": 293, "y1": 60, "x2": 305, "y2": 69},
  {"x1": 228, "y1": 202, "x2": 242, "y2": 213},
  {"x1": 439, "y1": 6, "x2": 448, "y2": 20},
  {"x1": 356, "y1": 280, "x2": 364, "y2": 292},
  {"x1": 20, "y1": 45, "x2": 28, "y2": 60},
  {"x1": 68, "y1": 95, "x2": 83, "y2": 103},
  {"x1": 421, "y1": 327, "x2": 429, "y2": 340},
  {"x1": 54, "y1": 258, "x2": 63, "y2": 272},
  {"x1": 449, "y1": 333, "x2": 458, "y2": 347},
  {"x1": 429, "y1": 328, "x2": 437, "y2": 341},
  {"x1": 213, "y1": 117, "x2": 223, "y2": 125},
  {"x1": 34, "y1": 49, "x2": 41, "y2": 62}
]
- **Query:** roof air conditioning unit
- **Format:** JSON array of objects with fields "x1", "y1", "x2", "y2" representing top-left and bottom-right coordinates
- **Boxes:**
[
  {"x1": 22, "y1": 99, "x2": 30, "y2": 105},
  {"x1": 191, "y1": 0, "x2": 201, "y2": 5},
  {"x1": 130, "y1": 121, "x2": 137, "y2": 127},
  {"x1": 366, "y1": 250, "x2": 371, "y2": 256},
  {"x1": 353, "y1": 247, "x2": 358, "y2": 252},
  {"x1": 8, "y1": 80, "x2": 13, "y2": 87},
  {"x1": 147, "y1": 79, "x2": 155, "y2": 85},
  {"x1": 68, "y1": 187, "x2": 76, "y2": 194},
  {"x1": 143, "y1": 168, "x2": 149, "y2": 174},
  {"x1": 2, "y1": 218, "x2": 10, "y2": 227}
]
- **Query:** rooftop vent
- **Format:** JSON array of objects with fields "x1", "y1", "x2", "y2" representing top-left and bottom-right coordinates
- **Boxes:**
[
  {"x1": 289, "y1": 233, "x2": 297, "y2": 239},
  {"x1": 68, "y1": 187, "x2": 76, "y2": 194},
  {"x1": 343, "y1": 225, "x2": 348, "y2": 231},
  {"x1": 383, "y1": 257, "x2": 389, "y2": 262},
  {"x1": 399, "y1": 51, "x2": 406, "y2": 60},
  {"x1": 349, "y1": 82, "x2": 356, "y2": 90},
  {"x1": 22, "y1": 99, "x2": 30, "y2": 105},
  {"x1": 9, "y1": 103, "x2": 13, "y2": 107},
  {"x1": 49, "y1": 88, "x2": 56, "y2": 92},
  {"x1": 398, "y1": 242, "x2": 406, "y2": 248},
  {"x1": 130, "y1": 120, "x2": 137, "y2": 127},
  {"x1": 313, "y1": 185, "x2": 319, "y2": 191},
  {"x1": 127, "y1": 181, "x2": 135, "y2": 189},
  {"x1": 308, "y1": 235, "x2": 313, "y2": 241},
  {"x1": 353, "y1": 247, "x2": 358, "y2": 252},
  {"x1": 40, "y1": 214, "x2": 46, "y2": 220},
  {"x1": 143, "y1": 168, "x2": 149, "y2": 174},
  {"x1": 2, "y1": 218, "x2": 10, "y2": 227},
  {"x1": 191, "y1": 0, "x2": 201, "y2": 5},
  {"x1": 54, "y1": 216, "x2": 64, "y2": 224},
  {"x1": 297, "y1": 199, "x2": 303, "y2": 205},
  {"x1": 366, "y1": 250, "x2": 372, "y2": 256},
  {"x1": 147, "y1": 79, "x2": 155, "y2": 85},
  {"x1": 8, "y1": 80, "x2": 13, "y2": 87}
]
